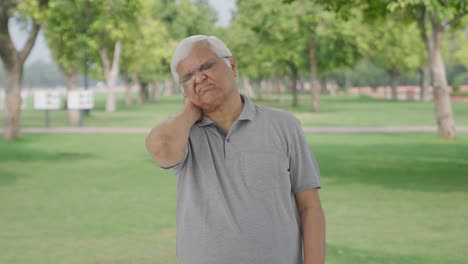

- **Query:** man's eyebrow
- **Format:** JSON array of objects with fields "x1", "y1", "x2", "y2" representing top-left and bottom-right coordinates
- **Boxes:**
[
  {"x1": 199, "y1": 61, "x2": 214, "y2": 68},
  {"x1": 182, "y1": 71, "x2": 194, "y2": 79},
  {"x1": 183, "y1": 60, "x2": 213, "y2": 77}
]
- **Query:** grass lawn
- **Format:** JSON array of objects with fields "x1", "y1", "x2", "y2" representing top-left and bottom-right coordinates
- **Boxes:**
[
  {"x1": 1, "y1": 133, "x2": 467, "y2": 263},
  {"x1": 5, "y1": 92, "x2": 468, "y2": 128}
]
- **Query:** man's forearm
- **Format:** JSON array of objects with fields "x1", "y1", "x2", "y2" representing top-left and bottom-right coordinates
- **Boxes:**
[
  {"x1": 301, "y1": 206, "x2": 326, "y2": 264},
  {"x1": 146, "y1": 109, "x2": 199, "y2": 167}
]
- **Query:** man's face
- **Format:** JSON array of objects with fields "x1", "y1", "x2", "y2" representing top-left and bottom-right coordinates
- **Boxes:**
[{"x1": 176, "y1": 42, "x2": 237, "y2": 112}]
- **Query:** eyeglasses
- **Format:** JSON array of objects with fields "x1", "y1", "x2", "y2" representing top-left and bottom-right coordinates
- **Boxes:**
[{"x1": 180, "y1": 56, "x2": 230, "y2": 87}]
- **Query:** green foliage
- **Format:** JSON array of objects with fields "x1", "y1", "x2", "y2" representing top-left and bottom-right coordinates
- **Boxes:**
[
  {"x1": 387, "y1": 0, "x2": 468, "y2": 25},
  {"x1": 367, "y1": 19, "x2": 423, "y2": 77},
  {"x1": 155, "y1": 0, "x2": 219, "y2": 40},
  {"x1": 229, "y1": 0, "x2": 305, "y2": 79},
  {"x1": 120, "y1": 0, "x2": 174, "y2": 82},
  {"x1": 17, "y1": 0, "x2": 50, "y2": 23},
  {"x1": 44, "y1": 0, "x2": 87, "y2": 75},
  {"x1": 120, "y1": 0, "x2": 220, "y2": 83},
  {"x1": 229, "y1": 0, "x2": 367, "y2": 81},
  {"x1": 312, "y1": 8, "x2": 369, "y2": 76},
  {"x1": 43, "y1": 0, "x2": 145, "y2": 81},
  {"x1": 451, "y1": 23, "x2": 468, "y2": 68},
  {"x1": 348, "y1": 59, "x2": 388, "y2": 87}
]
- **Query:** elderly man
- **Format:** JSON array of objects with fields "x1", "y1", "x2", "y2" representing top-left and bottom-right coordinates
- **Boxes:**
[{"x1": 146, "y1": 35, "x2": 325, "y2": 264}]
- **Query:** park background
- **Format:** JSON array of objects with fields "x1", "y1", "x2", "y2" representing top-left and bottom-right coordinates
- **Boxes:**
[{"x1": 1, "y1": 0, "x2": 468, "y2": 263}]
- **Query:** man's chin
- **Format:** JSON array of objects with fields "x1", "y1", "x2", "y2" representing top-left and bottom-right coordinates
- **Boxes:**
[{"x1": 198, "y1": 95, "x2": 222, "y2": 111}]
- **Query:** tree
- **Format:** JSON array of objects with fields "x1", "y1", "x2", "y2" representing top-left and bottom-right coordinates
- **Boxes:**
[
  {"x1": 85, "y1": 0, "x2": 142, "y2": 112},
  {"x1": 233, "y1": 0, "x2": 308, "y2": 107},
  {"x1": 44, "y1": 0, "x2": 87, "y2": 126},
  {"x1": 386, "y1": 0, "x2": 468, "y2": 139},
  {"x1": 159, "y1": 0, "x2": 219, "y2": 40},
  {"x1": 367, "y1": 19, "x2": 422, "y2": 100},
  {"x1": 120, "y1": 0, "x2": 174, "y2": 106},
  {"x1": 232, "y1": 0, "x2": 367, "y2": 109},
  {"x1": 313, "y1": 0, "x2": 467, "y2": 138},
  {"x1": 300, "y1": 4, "x2": 367, "y2": 110},
  {"x1": 0, "y1": 0, "x2": 49, "y2": 140}
]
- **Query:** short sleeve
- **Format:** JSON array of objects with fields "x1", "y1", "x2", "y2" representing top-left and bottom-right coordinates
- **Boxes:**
[
  {"x1": 160, "y1": 141, "x2": 191, "y2": 173},
  {"x1": 289, "y1": 118, "x2": 321, "y2": 193}
]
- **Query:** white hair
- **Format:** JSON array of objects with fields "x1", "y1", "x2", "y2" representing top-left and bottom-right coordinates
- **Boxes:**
[{"x1": 170, "y1": 35, "x2": 233, "y2": 87}]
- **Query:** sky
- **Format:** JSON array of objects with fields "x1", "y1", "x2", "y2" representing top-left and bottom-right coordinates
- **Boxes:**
[{"x1": 9, "y1": 0, "x2": 236, "y2": 66}]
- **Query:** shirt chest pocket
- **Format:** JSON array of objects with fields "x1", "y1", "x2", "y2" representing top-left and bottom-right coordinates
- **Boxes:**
[{"x1": 241, "y1": 151, "x2": 289, "y2": 191}]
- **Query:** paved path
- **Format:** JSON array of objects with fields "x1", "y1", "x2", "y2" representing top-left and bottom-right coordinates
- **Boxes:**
[{"x1": 6, "y1": 126, "x2": 468, "y2": 134}]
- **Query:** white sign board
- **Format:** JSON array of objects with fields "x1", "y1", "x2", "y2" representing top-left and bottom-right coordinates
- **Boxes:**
[
  {"x1": 21, "y1": 91, "x2": 28, "y2": 109},
  {"x1": 67, "y1": 90, "x2": 94, "y2": 110},
  {"x1": 1, "y1": 90, "x2": 29, "y2": 110},
  {"x1": 34, "y1": 90, "x2": 62, "y2": 110}
]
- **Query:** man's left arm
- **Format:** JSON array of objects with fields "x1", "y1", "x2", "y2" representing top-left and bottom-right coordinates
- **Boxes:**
[{"x1": 295, "y1": 188, "x2": 325, "y2": 264}]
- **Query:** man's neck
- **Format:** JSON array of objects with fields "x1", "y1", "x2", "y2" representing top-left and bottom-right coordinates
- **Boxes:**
[{"x1": 204, "y1": 93, "x2": 243, "y2": 133}]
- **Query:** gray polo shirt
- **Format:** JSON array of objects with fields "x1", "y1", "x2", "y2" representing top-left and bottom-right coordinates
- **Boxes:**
[{"x1": 168, "y1": 94, "x2": 321, "y2": 264}]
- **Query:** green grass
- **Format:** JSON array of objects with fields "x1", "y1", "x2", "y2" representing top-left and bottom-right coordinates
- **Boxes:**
[
  {"x1": 4, "y1": 92, "x2": 468, "y2": 128},
  {"x1": 1, "y1": 133, "x2": 467, "y2": 263}
]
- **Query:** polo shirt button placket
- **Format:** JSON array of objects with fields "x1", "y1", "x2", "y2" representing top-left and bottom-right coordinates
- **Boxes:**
[{"x1": 226, "y1": 138, "x2": 231, "y2": 143}]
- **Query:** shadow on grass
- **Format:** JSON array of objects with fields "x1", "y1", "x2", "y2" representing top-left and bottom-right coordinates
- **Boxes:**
[
  {"x1": 0, "y1": 144, "x2": 95, "y2": 163},
  {"x1": 0, "y1": 168, "x2": 21, "y2": 185},
  {"x1": 327, "y1": 243, "x2": 460, "y2": 264},
  {"x1": 0, "y1": 137, "x2": 95, "y2": 185},
  {"x1": 314, "y1": 136, "x2": 468, "y2": 193}
]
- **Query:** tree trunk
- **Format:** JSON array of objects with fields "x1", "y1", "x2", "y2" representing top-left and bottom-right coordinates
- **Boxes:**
[
  {"x1": 164, "y1": 79, "x2": 173, "y2": 96},
  {"x1": 4, "y1": 66, "x2": 22, "y2": 139},
  {"x1": 389, "y1": 71, "x2": 400, "y2": 101},
  {"x1": 64, "y1": 72, "x2": 80, "y2": 126},
  {"x1": 419, "y1": 64, "x2": 431, "y2": 101},
  {"x1": 272, "y1": 77, "x2": 281, "y2": 102},
  {"x1": 124, "y1": 73, "x2": 135, "y2": 108},
  {"x1": 260, "y1": 79, "x2": 267, "y2": 101},
  {"x1": 320, "y1": 79, "x2": 327, "y2": 95},
  {"x1": 139, "y1": 82, "x2": 149, "y2": 104},
  {"x1": 152, "y1": 82, "x2": 160, "y2": 102},
  {"x1": 288, "y1": 62, "x2": 298, "y2": 107},
  {"x1": 430, "y1": 26, "x2": 456, "y2": 139},
  {"x1": 309, "y1": 41, "x2": 320, "y2": 112},
  {"x1": 0, "y1": 15, "x2": 41, "y2": 140},
  {"x1": 344, "y1": 69, "x2": 351, "y2": 91},
  {"x1": 254, "y1": 81, "x2": 262, "y2": 101},
  {"x1": 242, "y1": 76, "x2": 254, "y2": 98},
  {"x1": 124, "y1": 81, "x2": 133, "y2": 108},
  {"x1": 99, "y1": 39, "x2": 122, "y2": 113},
  {"x1": 417, "y1": 8, "x2": 455, "y2": 138},
  {"x1": 417, "y1": 7, "x2": 433, "y2": 103},
  {"x1": 266, "y1": 79, "x2": 273, "y2": 101},
  {"x1": 278, "y1": 77, "x2": 286, "y2": 104}
]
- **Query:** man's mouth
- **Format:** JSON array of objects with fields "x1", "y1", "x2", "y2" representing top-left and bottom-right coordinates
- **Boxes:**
[{"x1": 197, "y1": 84, "x2": 214, "y2": 95}]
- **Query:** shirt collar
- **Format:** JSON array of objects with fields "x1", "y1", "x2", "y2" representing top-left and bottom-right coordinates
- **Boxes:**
[
  {"x1": 238, "y1": 94, "x2": 256, "y2": 121},
  {"x1": 196, "y1": 94, "x2": 256, "y2": 127}
]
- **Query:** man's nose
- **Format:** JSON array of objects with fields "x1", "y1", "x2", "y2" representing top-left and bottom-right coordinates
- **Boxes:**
[{"x1": 193, "y1": 70, "x2": 207, "y2": 84}]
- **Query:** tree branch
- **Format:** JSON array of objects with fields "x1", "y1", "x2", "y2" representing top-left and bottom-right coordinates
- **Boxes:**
[
  {"x1": 99, "y1": 47, "x2": 111, "y2": 79},
  {"x1": 417, "y1": 7, "x2": 429, "y2": 45},
  {"x1": 111, "y1": 39, "x2": 122, "y2": 73},
  {"x1": 0, "y1": 4, "x2": 18, "y2": 67},
  {"x1": 442, "y1": 10, "x2": 468, "y2": 31},
  {"x1": 18, "y1": 20, "x2": 41, "y2": 64}
]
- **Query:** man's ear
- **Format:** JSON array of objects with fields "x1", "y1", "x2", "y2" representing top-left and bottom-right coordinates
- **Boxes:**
[{"x1": 229, "y1": 57, "x2": 238, "y2": 77}]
